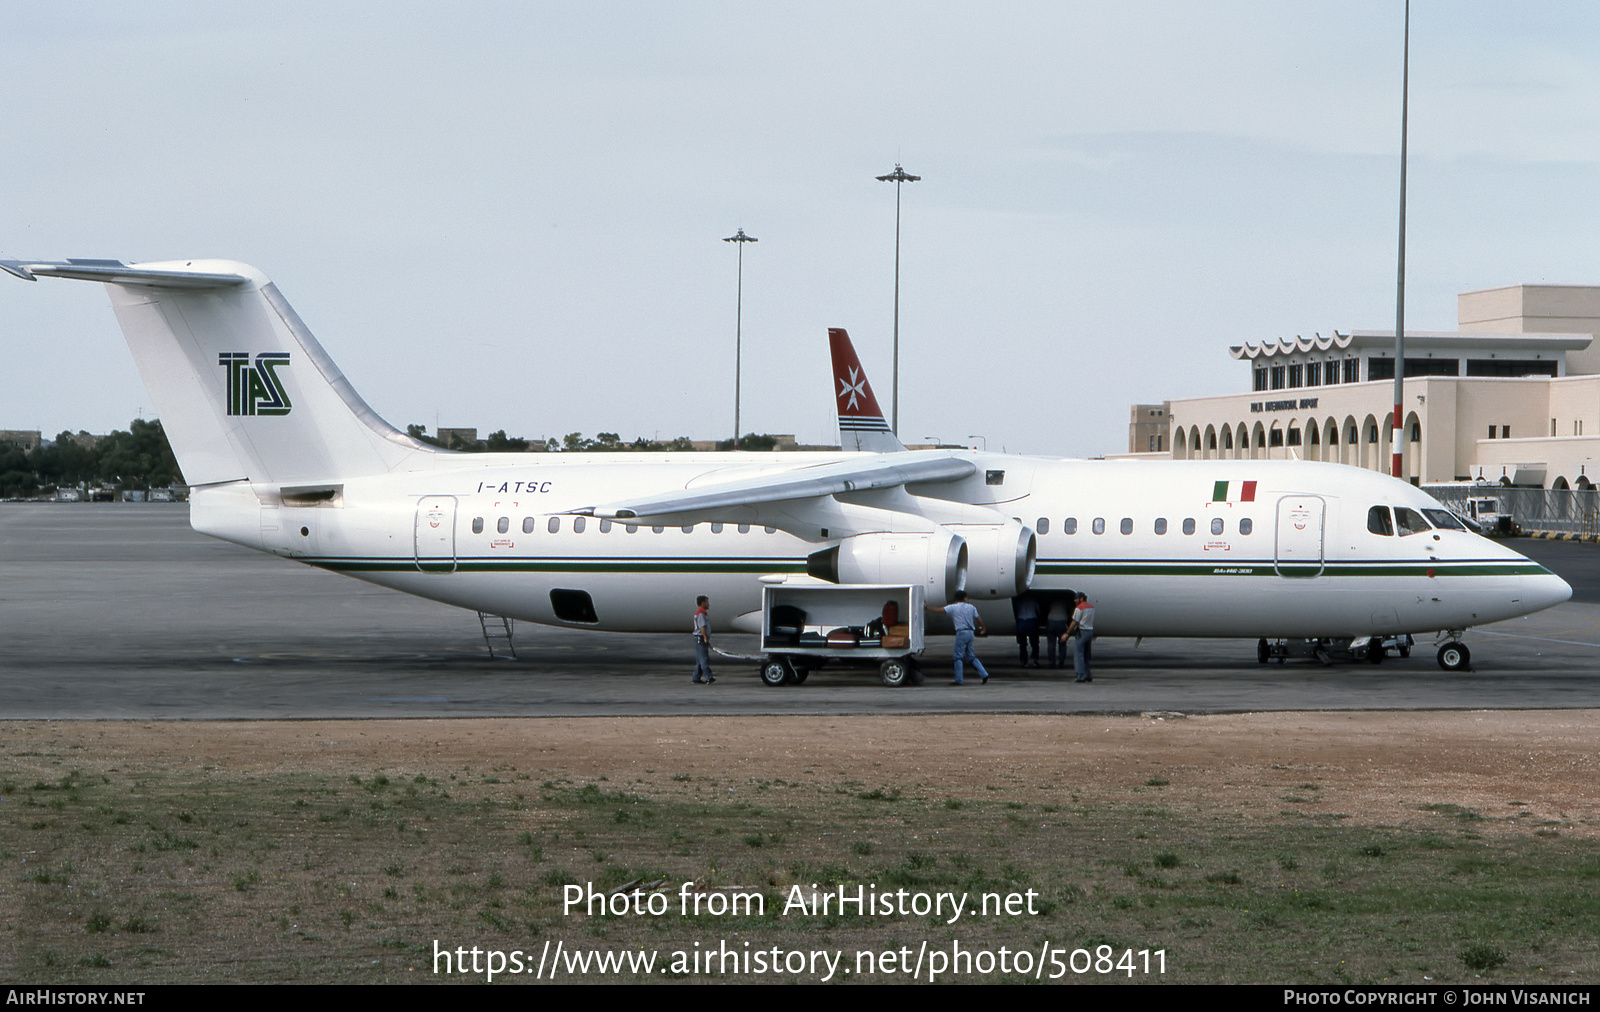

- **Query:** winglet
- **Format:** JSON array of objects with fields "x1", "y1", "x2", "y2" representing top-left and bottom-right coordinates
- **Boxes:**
[{"x1": 828, "y1": 328, "x2": 905, "y2": 452}]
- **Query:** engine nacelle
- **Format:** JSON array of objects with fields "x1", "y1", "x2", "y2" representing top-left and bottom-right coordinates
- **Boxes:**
[
  {"x1": 806, "y1": 530, "x2": 967, "y2": 606},
  {"x1": 954, "y1": 521, "x2": 1036, "y2": 599}
]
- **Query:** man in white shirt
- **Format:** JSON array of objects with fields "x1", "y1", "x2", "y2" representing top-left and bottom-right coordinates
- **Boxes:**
[{"x1": 1066, "y1": 592, "x2": 1095, "y2": 683}]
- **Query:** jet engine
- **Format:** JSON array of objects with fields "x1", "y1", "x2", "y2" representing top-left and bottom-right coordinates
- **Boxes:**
[
  {"x1": 953, "y1": 520, "x2": 1036, "y2": 599},
  {"x1": 806, "y1": 530, "x2": 967, "y2": 606}
]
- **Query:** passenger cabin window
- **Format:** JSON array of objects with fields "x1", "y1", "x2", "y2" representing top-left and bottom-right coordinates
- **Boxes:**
[
  {"x1": 1367, "y1": 506, "x2": 1394, "y2": 536},
  {"x1": 548, "y1": 517, "x2": 561, "y2": 533},
  {"x1": 1394, "y1": 507, "x2": 1431, "y2": 537},
  {"x1": 1155, "y1": 518, "x2": 1168, "y2": 535},
  {"x1": 1120, "y1": 518, "x2": 1133, "y2": 535},
  {"x1": 522, "y1": 517, "x2": 535, "y2": 534},
  {"x1": 626, "y1": 524, "x2": 638, "y2": 533},
  {"x1": 497, "y1": 517, "x2": 509, "y2": 534},
  {"x1": 599, "y1": 519, "x2": 612, "y2": 533},
  {"x1": 1182, "y1": 518, "x2": 1196, "y2": 535},
  {"x1": 573, "y1": 517, "x2": 586, "y2": 533},
  {"x1": 1063, "y1": 518, "x2": 1078, "y2": 535},
  {"x1": 681, "y1": 524, "x2": 694, "y2": 533},
  {"x1": 738, "y1": 524, "x2": 750, "y2": 534},
  {"x1": 1239, "y1": 518, "x2": 1253, "y2": 535},
  {"x1": 471, "y1": 517, "x2": 484, "y2": 534},
  {"x1": 1092, "y1": 518, "x2": 1106, "y2": 535},
  {"x1": 1036, "y1": 517, "x2": 1049, "y2": 535},
  {"x1": 1210, "y1": 518, "x2": 1224, "y2": 536},
  {"x1": 711, "y1": 523, "x2": 724, "y2": 534},
  {"x1": 764, "y1": 526, "x2": 776, "y2": 534},
  {"x1": 653, "y1": 525, "x2": 664, "y2": 534}
]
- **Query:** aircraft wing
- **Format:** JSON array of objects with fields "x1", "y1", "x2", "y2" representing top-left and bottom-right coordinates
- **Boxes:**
[{"x1": 578, "y1": 452, "x2": 975, "y2": 520}]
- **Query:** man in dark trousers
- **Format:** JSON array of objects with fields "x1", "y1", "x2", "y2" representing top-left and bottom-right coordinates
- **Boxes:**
[
  {"x1": 1064, "y1": 592, "x2": 1095, "y2": 682},
  {"x1": 691, "y1": 596, "x2": 715, "y2": 684}
]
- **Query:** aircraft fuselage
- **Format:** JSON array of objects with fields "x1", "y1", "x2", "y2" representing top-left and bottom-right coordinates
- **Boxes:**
[{"x1": 191, "y1": 453, "x2": 1569, "y2": 639}]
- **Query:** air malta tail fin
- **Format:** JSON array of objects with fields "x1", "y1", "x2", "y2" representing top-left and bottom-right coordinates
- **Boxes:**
[
  {"x1": 827, "y1": 328, "x2": 905, "y2": 453},
  {"x1": 1, "y1": 258, "x2": 432, "y2": 487}
]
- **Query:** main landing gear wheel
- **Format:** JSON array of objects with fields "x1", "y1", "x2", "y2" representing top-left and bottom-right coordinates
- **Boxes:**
[
  {"x1": 1368, "y1": 643, "x2": 1385, "y2": 664},
  {"x1": 1437, "y1": 642, "x2": 1470, "y2": 671},
  {"x1": 879, "y1": 657, "x2": 912, "y2": 688},
  {"x1": 759, "y1": 657, "x2": 794, "y2": 687},
  {"x1": 790, "y1": 667, "x2": 810, "y2": 685},
  {"x1": 1257, "y1": 638, "x2": 1270, "y2": 665}
]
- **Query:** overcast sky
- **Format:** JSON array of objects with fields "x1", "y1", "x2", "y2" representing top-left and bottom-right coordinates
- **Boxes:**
[{"x1": 3, "y1": 2, "x2": 1598, "y2": 457}]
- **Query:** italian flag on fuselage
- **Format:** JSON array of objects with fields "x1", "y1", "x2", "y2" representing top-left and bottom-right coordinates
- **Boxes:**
[{"x1": 1211, "y1": 480, "x2": 1257, "y2": 503}]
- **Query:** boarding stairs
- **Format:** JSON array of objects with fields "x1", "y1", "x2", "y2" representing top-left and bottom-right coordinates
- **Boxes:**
[{"x1": 477, "y1": 612, "x2": 517, "y2": 660}]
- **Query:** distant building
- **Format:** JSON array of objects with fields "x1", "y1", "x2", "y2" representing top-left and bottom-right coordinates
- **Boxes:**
[
  {"x1": 435, "y1": 427, "x2": 478, "y2": 449},
  {"x1": 0, "y1": 429, "x2": 42, "y2": 451},
  {"x1": 1128, "y1": 404, "x2": 1169, "y2": 455},
  {"x1": 1127, "y1": 284, "x2": 1600, "y2": 491}
]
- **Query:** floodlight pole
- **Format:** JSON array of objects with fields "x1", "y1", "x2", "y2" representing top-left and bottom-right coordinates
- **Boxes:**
[
  {"x1": 876, "y1": 164, "x2": 920, "y2": 434},
  {"x1": 1392, "y1": 0, "x2": 1410, "y2": 480},
  {"x1": 723, "y1": 228, "x2": 758, "y2": 450}
]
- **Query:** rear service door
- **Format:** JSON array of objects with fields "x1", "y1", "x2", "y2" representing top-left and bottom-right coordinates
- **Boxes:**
[
  {"x1": 1274, "y1": 495, "x2": 1325, "y2": 578},
  {"x1": 415, "y1": 495, "x2": 457, "y2": 573}
]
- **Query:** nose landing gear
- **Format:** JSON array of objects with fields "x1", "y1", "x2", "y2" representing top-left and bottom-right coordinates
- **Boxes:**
[{"x1": 1436, "y1": 639, "x2": 1471, "y2": 671}]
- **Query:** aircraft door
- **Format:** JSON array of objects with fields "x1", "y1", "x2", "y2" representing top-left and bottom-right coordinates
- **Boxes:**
[
  {"x1": 1274, "y1": 495, "x2": 1324, "y2": 578},
  {"x1": 415, "y1": 495, "x2": 457, "y2": 574}
]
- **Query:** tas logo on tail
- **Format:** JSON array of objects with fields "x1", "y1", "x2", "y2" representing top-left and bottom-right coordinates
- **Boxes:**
[{"x1": 219, "y1": 352, "x2": 292, "y2": 416}]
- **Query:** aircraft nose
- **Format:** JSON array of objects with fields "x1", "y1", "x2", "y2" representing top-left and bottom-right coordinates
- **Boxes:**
[{"x1": 1527, "y1": 572, "x2": 1574, "y2": 612}]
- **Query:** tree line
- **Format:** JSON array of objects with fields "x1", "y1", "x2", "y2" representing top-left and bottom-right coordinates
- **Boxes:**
[
  {"x1": 1, "y1": 421, "x2": 790, "y2": 497},
  {"x1": 405, "y1": 425, "x2": 782, "y2": 453},
  {"x1": 0, "y1": 419, "x2": 182, "y2": 498}
]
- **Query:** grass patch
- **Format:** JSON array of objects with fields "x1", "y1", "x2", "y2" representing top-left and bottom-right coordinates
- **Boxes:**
[{"x1": 2, "y1": 729, "x2": 1596, "y2": 985}]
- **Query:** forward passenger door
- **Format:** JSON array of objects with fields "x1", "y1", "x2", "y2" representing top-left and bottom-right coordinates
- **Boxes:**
[{"x1": 1274, "y1": 495, "x2": 1325, "y2": 578}]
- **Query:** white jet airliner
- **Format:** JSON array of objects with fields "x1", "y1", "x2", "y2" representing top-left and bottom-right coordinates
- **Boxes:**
[{"x1": 2, "y1": 257, "x2": 1572, "y2": 672}]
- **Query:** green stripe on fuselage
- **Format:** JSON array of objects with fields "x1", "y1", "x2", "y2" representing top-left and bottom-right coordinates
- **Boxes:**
[{"x1": 300, "y1": 555, "x2": 1550, "y2": 579}]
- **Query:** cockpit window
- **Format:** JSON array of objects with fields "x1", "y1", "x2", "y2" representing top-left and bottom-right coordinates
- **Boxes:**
[
  {"x1": 1367, "y1": 505, "x2": 1394, "y2": 536},
  {"x1": 1422, "y1": 508, "x2": 1465, "y2": 531},
  {"x1": 1394, "y1": 507, "x2": 1431, "y2": 536}
]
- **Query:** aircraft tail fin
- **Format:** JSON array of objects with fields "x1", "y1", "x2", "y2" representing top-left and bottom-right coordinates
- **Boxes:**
[
  {"x1": 5, "y1": 258, "x2": 433, "y2": 486},
  {"x1": 827, "y1": 328, "x2": 905, "y2": 453}
]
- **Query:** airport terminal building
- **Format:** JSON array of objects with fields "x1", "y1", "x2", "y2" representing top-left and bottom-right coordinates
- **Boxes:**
[{"x1": 1130, "y1": 284, "x2": 1600, "y2": 491}]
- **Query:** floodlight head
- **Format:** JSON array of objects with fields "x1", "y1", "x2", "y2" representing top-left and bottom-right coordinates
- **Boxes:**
[{"x1": 875, "y1": 164, "x2": 921, "y2": 183}]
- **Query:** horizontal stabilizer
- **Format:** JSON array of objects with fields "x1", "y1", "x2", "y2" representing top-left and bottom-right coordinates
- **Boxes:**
[{"x1": 0, "y1": 258, "x2": 251, "y2": 288}]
